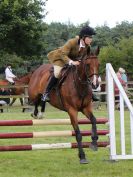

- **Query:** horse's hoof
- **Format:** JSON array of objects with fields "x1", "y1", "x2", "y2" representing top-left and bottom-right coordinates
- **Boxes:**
[
  {"x1": 89, "y1": 143, "x2": 98, "y2": 151},
  {"x1": 37, "y1": 112, "x2": 43, "y2": 119},
  {"x1": 80, "y1": 159, "x2": 89, "y2": 164},
  {"x1": 31, "y1": 113, "x2": 38, "y2": 119},
  {"x1": 38, "y1": 116, "x2": 43, "y2": 119}
]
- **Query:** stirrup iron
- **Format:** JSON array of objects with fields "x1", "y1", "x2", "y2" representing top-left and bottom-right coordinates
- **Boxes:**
[{"x1": 42, "y1": 92, "x2": 50, "y2": 102}]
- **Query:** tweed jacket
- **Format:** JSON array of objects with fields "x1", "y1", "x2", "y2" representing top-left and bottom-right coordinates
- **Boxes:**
[{"x1": 47, "y1": 37, "x2": 88, "y2": 67}]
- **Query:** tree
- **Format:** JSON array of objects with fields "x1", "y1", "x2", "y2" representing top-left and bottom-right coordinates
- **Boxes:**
[
  {"x1": 99, "y1": 37, "x2": 133, "y2": 75},
  {"x1": 0, "y1": 0, "x2": 48, "y2": 56}
]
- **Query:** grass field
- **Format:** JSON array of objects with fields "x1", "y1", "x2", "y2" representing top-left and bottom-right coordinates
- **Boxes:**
[{"x1": 0, "y1": 103, "x2": 133, "y2": 177}]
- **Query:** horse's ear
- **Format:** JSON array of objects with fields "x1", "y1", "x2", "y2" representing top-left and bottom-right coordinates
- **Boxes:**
[
  {"x1": 95, "y1": 46, "x2": 100, "y2": 55},
  {"x1": 87, "y1": 46, "x2": 91, "y2": 55}
]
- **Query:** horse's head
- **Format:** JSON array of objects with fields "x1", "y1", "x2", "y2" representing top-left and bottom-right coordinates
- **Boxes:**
[{"x1": 84, "y1": 46, "x2": 100, "y2": 89}]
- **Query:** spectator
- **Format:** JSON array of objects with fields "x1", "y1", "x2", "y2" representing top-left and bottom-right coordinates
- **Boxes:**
[
  {"x1": 5, "y1": 64, "x2": 17, "y2": 85},
  {"x1": 121, "y1": 68, "x2": 128, "y2": 89},
  {"x1": 115, "y1": 67, "x2": 126, "y2": 94},
  {"x1": 115, "y1": 68, "x2": 126, "y2": 110},
  {"x1": 0, "y1": 88, "x2": 10, "y2": 113}
]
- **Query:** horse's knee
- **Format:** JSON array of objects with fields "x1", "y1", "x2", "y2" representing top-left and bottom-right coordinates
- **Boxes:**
[{"x1": 90, "y1": 113, "x2": 96, "y2": 124}]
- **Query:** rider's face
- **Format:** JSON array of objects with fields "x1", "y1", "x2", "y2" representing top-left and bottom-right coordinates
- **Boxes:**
[{"x1": 84, "y1": 36, "x2": 93, "y2": 45}]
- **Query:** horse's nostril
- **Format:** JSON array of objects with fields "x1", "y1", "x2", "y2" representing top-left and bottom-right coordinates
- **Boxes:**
[
  {"x1": 92, "y1": 83, "x2": 99, "y2": 90},
  {"x1": 92, "y1": 85, "x2": 96, "y2": 89}
]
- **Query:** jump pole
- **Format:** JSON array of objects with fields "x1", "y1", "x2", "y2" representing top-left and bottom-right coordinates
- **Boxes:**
[
  {"x1": 0, "y1": 130, "x2": 109, "y2": 139},
  {"x1": 0, "y1": 118, "x2": 108, "y2": 126},
  {"x1": 0, "y1": 141, "x2": 109, "y2": 151}
]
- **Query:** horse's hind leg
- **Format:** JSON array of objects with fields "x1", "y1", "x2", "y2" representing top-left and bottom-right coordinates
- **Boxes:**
[
  {"x1": 31, "y1": 101, "x2": 38, "y2": 118},
  {"x1": 68, "y1": 109, "x2": 88, "y2": 164},
  {"x1": 41, "y1": 101, "x2": 46, "y2": 113},
  {"x1": 31, "y1": 95, "x2": 41, "y2": 119},
  {"x1": 37, "y1": 101, "x2": 46, "y2": 119}
]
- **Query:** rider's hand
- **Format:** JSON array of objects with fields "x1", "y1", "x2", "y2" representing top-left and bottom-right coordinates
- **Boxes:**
[
  {"x1": 71, "y1": 61, "x2": 80, "y2": 66},
  {"x1": 72, "y1": 61, "x2": 80, "y2": 65}
]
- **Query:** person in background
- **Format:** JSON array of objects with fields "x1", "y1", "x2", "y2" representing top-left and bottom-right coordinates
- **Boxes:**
[
  {"x1": 5, "y1": 64, "x2": 17, "y2": 85},
  {"x1": 116, "y1": 68, "x2": 126, "y2": 90},
  {"x1": 0, "y1": 88, "x2": 10, "y2": 113},
  {"x1": 121, "y1": 68, "x2": 128, "y2": 89},
  {"x1": 115, "y1": 68, "x2": 126, "y2": 110}
]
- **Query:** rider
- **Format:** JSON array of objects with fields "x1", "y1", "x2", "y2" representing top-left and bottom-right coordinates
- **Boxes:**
[
  {"x1": 42, "y1": 26, "x2": 99, "y2": 102},
  {"x1": 5, "y1": 64, "x2": 17, "y2": 85}
]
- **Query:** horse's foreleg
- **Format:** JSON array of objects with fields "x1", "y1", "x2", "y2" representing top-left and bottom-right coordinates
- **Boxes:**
[
  {"x1": 20, "y1": 98, "x2": 23, "y2": 106},
  {"x1": 82, "y1": 108, "x2": 98, "y2": 151},
  {"x1": 9, "y1": 98, "x2": 16, "y2": 106},
  {"x1": 89, "y1": 113, "x2": 98, "y2": 151},
  {"x1": 68, "y1": 109, "x2": 88, "y2": 164}
]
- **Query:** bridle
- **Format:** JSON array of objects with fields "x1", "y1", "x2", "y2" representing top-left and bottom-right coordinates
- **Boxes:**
[{"x1": 84, "y1": 55, "x2": 99, "y2": 84}]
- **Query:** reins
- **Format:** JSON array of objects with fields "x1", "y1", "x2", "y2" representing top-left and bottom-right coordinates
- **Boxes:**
[{"x1": 72, "y1": 61, "x2": 91, "y2": 99}]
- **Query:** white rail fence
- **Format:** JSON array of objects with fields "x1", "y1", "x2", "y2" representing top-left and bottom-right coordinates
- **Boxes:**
[{"x1": 106, "y1": 63, "x2": 133, "y2": 160}]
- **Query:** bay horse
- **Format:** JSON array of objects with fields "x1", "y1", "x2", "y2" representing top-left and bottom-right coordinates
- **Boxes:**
[
  {"x1": 28, "y1": 47, "x2": 100, "y2": 164},
  {"x1": 0, "y1": 72, "x2": 32, "y2": 106}
]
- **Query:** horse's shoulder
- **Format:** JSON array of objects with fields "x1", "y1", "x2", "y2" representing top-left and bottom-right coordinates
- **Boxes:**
[{"x1": 40, "y1": 64, "x2": 52, "y2": 70}]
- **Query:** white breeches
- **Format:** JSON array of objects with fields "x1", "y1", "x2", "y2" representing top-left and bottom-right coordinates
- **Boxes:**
[
  {"x1": 53, "y1": 65, "x2": 63, "y2": 78},
  {"x1": 6, "y1": 78, "x2": 14, "y2": 83}
]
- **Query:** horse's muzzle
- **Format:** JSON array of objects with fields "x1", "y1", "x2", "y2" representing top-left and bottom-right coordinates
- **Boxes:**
[{"x1": 92, "y1": 83, "x2": 99, "y2": 90}]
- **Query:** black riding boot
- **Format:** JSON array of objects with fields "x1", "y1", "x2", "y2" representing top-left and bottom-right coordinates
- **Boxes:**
[
  {"x1": 92, "y1": 93, "x2": 99, "y2": 102},
  {"x1": 42, "y1": 76, "x2": 58, "y2": 102}
]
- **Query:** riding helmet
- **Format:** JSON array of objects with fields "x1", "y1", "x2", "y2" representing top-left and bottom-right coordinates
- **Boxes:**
[{"x1": 79, "y1": 26, "x2": 96, "y2": 38}]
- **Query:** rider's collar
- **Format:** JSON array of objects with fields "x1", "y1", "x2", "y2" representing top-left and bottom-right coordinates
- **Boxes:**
[{"x1": 79, "y1": 40, "x2": 85, "y2": 49}]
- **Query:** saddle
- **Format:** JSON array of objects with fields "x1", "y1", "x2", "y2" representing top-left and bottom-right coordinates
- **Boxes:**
[
  {"x1": 49, "y1": 64, "x2": 73, "y2": 110},
  {"x1": 50, "y1": 64, "x2": 72, "y2": 87}
]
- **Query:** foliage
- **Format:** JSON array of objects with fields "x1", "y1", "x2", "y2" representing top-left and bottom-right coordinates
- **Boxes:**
[
  {"x1": 0, "y1": 1, "x2": 133, "y2": 77},
  {"x1": 99, "y1": 37, "x2": 133, "y2": 74},
  {"x1": 0, "y1": 0, "x2": 48, "y2": 55}
]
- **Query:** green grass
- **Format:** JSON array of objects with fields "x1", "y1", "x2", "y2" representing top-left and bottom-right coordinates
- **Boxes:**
[{"x1": 0, "y1": 104, "x2": 133, "y2": 177}]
